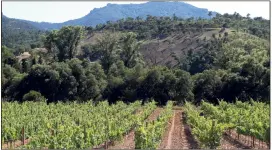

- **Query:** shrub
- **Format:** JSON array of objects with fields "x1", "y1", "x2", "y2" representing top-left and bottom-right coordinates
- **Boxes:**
[{"x1": 22, "y1": 90, "x2": 46, "y2": 102}]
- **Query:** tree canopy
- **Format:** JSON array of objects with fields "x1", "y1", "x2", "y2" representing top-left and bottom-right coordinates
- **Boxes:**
[{"x1": 2, "y1": 12, "x2": 270, "y2": 104}]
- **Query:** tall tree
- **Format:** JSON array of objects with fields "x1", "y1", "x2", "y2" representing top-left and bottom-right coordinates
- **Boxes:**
[
  {"x1": 44, "y1": 30, "x2": 58, "y2": 60},
  {"x1": 56, "y1": 26, "x2": 84, "y2": 61},
  {"x1": 21, "y1": 59, "x2": 30, "y2": 73},
  {"x1": 120, "y1": 32, "x2": 144, "y2": 68},
  {"x1": 247, "y1": 13, "x2": 251, "y2": 19},
  {"x1": 44, "y1": 26, "x2": 84, "y2": 62},
  {"x1": 90, "y1": 32, "x2": 120, "y2": 72}
]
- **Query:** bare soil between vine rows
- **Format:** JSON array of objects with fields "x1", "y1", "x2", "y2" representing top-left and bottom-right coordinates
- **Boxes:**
[
  {"x1": 4, "y1": 107, "x2": 268, "y2": 150},
  {"x1": 220, "y1": 130, "x2": 269, "y2": 149},
  {"x1": 2, "y1": 139, "x2": 30, "y2": 149},
  {"x1": 109, "y1": 107, "x2": 163, "y2": 149}
]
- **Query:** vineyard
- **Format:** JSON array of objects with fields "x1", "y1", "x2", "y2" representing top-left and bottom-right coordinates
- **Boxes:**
[
  {"x1": 183, "y1": 100, "x2": 270, "y2": 149},
  {"x1": 2, "y1": 100, "x2": 270, "y2": 149}
]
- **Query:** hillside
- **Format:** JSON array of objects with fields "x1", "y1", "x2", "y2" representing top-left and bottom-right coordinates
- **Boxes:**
[
  {"x1": 1, "y1": 2, "x2": 270, "y2": 150},
  {"x1": 139, "y1": 28, "x2": 231, "y2": 67},
  {"x1": 16, "y1": 1, "x2": 216, "y2": 30},
  {"x1": 79, "y1": 12, "x2": 269, "y2": 68},
  {"x1": 3, "y1": 2, "x2": 269, "y2": 50},
  {"x1": 2, "y1": 11, "x2": 270, "y2": 105},
  {"x1": 80, "y1": 28, "x2": 231, "y2": 67},
  {"x1": 1, "y1": 14, "x2": 45, "y2": 49}
]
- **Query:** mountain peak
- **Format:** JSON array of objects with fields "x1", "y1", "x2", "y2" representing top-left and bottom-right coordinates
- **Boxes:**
[
  {"x1": 106, "y1": 3, "x2": 116, "y2": 6},
  {"x1": 4, "y1": 2, "x2": 217, "y2": 30}
]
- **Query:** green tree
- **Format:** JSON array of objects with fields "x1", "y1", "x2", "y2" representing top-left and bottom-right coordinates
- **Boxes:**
[
  {"x1": 2, "y1": 65, "x2": 19, "y2": 83},
  {"x1": 56, "y1": 26, "x2": 84, "y2": 61},
  {"x1": 2, "y1": 46, "x2": 16, "y2": 67},
  {"x1": 2, "y1": 70, "x2": 27, "y2": 101},
  {"x1": 107, "y1": 61, "x2": 146, "y2": 103},
  {"x1": 21, "y1": 64, "x2": 60, "y2": 102},
  {"x1": 67, "y1": 58, "x2": 107, "y2": 101},
  {"x1": 44, "y1": 26, "x2": 84, "y2": 61},
  {"x1": 51, "y1": 62, "x2": 78, "y2": 101},
  {"x1": 22, "y1": 90, "x2": 46, "y2": 102},
  {"x1": 44, "y1": 30, "x2": 58, "y2": 60},
  {"x1": 21, "y1": 59, "x2": 30, "y2": 73},
  {"x1": 120, "y1": 32, "x2": 144, "y2": 68},
  {"x1": 193, "y1": 70, "x2": 226, "y2": 104},
  {"x1": 247, "y1": 13, "x2": 251, "y2": 19},
  {"x1": 173, "y1": 69, "x2": 194, "y2": 104},
  {"x1": 139, "y1": 66, "x2": 193, "y2": 105},
  {"x1": 90, "y1": 32, "x2": 120, "y2": 72}
]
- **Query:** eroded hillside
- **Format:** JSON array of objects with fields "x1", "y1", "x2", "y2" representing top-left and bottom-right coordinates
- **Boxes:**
[{"x1": 80, "y1": 28, "x2": 232, "y2": 67}]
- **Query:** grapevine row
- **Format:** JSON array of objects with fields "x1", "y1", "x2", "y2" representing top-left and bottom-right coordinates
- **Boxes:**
[
  {"x1": 2, "y1": 100, "x2": 156, "y2": 149},
  {"x1": 135, "y1": 101, "x2": 173, "y2": 149},
  {"x1": 200, "y1": 100, "x2": 269, "y2": 144},
  {"x1": 183, "y1": 102, "x2": 231, "y2": 149}
]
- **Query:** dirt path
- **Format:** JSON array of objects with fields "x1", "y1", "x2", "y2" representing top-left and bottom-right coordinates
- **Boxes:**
[
  {"x1": 160, "y1": 110, "x2": 191, "y2": 149},
  {"x1": 109, "y1": 108, "x2": 163, "y2": 149},
  {"x1": 159, "y1": 110, "x2": 176, "y2": 149},
  {"x1": 157, "y1": 108, "x2": 269, "y2": 150},
  {"x1": 146, "y1": 108, "x2": 163, "y2": 121},
  {"x1": 180, "y1": 111, "x2": 199, "y2": 149},
  {"x1": 166, "y1": 111, "x2": 175, "y2": 149},
  {"x1": 169, "y1": 110, "x2": 184, "y2": 149}
]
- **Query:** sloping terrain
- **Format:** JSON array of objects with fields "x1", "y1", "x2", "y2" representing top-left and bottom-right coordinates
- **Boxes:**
[
  {"x1": 2, "y1": 14, "x2": 40, "y2": 31},
  {"x1": 140, "y1": 28, "x2": 232, "y2": 67},
  {"x1": 1, "y1": 14, "x2": 45, "y2": 48},
  {"x1": 81, "y1": 28, "x2": 231, "y2": 67}
]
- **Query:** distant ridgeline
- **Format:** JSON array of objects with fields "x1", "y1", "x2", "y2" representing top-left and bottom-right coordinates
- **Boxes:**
[
  {"x1": 1, "y1": 2, "x2": 270, "y2": 104},
  {"x1": 12, "y1": 2, "x2": 217, "y2": 30},
  {"x1": 1, "y1": 4, "x2": 269, "y2": 49},
  {"x1": 1, "y1": 14, "x2": 46, "y2": 49}
]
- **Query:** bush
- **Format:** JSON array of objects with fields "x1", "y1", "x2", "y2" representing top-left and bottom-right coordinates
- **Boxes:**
[{"x1": 22, "y1": 90, "x2": 46, "y2": 102}]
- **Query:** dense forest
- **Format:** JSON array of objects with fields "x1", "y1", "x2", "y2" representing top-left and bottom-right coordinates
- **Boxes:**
[
  {"x1": 1, "y1": 12, "x2": 270, "y2": 105},
  {"x1": 1, "y1": 14, "x2": 46, "y2": 49}
]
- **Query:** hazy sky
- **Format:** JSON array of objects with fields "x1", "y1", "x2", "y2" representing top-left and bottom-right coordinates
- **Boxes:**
[{"x1": 2, "y1": 1, "x2": 270, "y2": 23}]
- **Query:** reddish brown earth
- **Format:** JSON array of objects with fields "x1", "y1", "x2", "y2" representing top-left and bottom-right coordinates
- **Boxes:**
[
  {"x1": 88, "y1": 109, "x2": 270, "y2": 150},
  {"x1": 145, "y1": 108, "x2": 163, "y2": 121},
  {"x1": 170, "y1": 110, "x2": 187, "y2": 149},
  {"x1": 108, "y1": 129, "x2": 136, "y2": 149},
  {"x1": 109, "y1": 108, "x2": 163, "y2": 149},
  {"x1": 220, "y1": 130, "x2": 269, "y2": 149},
  {"x1": 159, "y1": 110, "x2": 183, "y2": 149},
  {"x1": 94, "y1": 107, "x2": 144, "y2": 149},
  {"x1": 178, "y1": 111, "x2": 268, "y2": 150},
  {"x1": 2, "y1": 139, "x2": 30, "y2": 149},
  {"x1": 220, "y1": 134, "x2": 252, "y2": 149},
  {"x1": 159, "y1": 110, "x2": 199, "y2": 149},
  {"x1": 178, "y1": 110, "x2": 199, "y2": 149},
  {"x1": 158, "y1": 110, "x2": 174, "y2": 149},
  {"x1": 6, "y1": 107, "x2": 268, "y2": 150}
]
